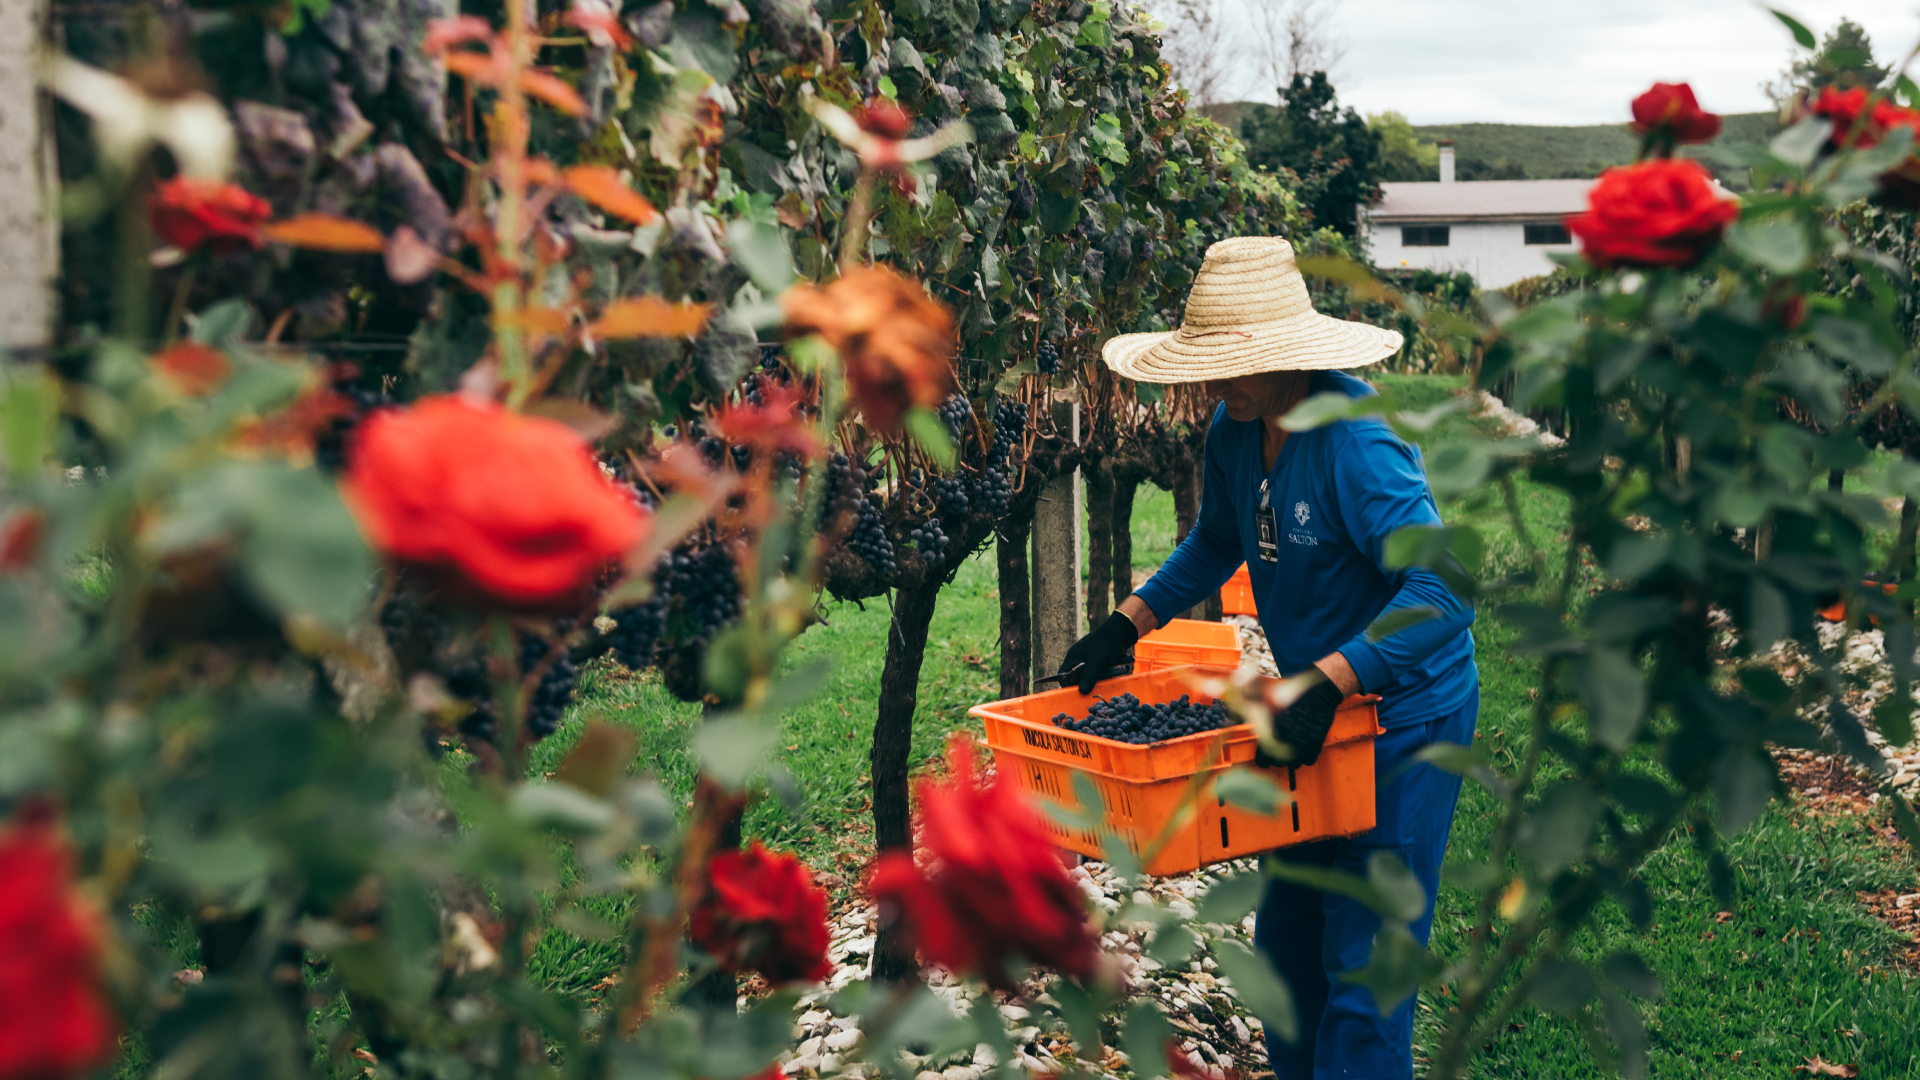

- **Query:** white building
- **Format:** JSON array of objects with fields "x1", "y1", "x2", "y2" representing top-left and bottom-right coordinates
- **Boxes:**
[{"x1": 1360, "y1": 144, "x2": 1593, "y2": 289}]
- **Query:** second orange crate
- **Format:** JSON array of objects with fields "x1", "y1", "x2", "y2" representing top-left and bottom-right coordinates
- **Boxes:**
[
  {"x1": 1222, "y1": 563, "x2": 1257, "y2": 616},
  {"x1": 972, "y1": 667, "x2": 1381, "y2": 876}
]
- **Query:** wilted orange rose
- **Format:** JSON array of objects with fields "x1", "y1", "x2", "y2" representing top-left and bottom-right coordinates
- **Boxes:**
[
  {"x1": 782, "y1": 266, "x2": 956, "y2": 432},
  {"x1": 148, "y1": 177, "x2": 271, "y2": 254},
  {"x1": 342, "y1": 395, "x2": 646, "y2": 608}
]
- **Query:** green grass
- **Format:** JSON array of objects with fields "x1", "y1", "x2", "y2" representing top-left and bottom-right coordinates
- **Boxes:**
[{"x1": 510, "y1": 372, "x2": 1920, "y2": 1071}]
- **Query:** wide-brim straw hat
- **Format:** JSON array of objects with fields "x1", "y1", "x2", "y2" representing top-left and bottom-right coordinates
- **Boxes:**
[{"x1": 1102, "y1": 236, "x2": 1403, "y2": 383}]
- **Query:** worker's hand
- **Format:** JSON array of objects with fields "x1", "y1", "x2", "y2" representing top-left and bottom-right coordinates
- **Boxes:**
[
  {"x1": 1254, "y1": 679, "x2": 1346, "y2": 768},
  {"x1": 1058, "y1": 612, "x2": 1139, "y2": 694}
]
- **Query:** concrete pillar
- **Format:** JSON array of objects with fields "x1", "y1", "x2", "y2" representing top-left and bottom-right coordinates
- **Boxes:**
[
  {"x1": 1031, "y1": 398, "x2": 1083, "y2": 682},
  {"x1": 0, "y1": 0, "x2": 56, "y2": 350}
]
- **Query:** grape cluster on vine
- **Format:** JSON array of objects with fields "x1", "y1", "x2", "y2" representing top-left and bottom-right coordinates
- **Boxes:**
[
  {"x1": 664, "y1": 542, "x2": 743, "y2": 646},
  {"x1": 822, "y1": 452, "x2": 897, "y2": 576},
  {"x1": 969, "y1": 397, "x2": 1027, "y2": 518},
  {"x1": 518, "y1": 627, "x2": 578, "y2": 738},
  {"x1": 1036, "y1": 339, "x2": 1060, "y2": 374},
  {"x1": 937, "y1": 392, "x2": 973, "y2": 446},
  {"x1": 909, "y1": 517, "x2": 950, "y2": 566},
  {"x1": 606, "y1": 593, "x2": 666, "y2": 671}
]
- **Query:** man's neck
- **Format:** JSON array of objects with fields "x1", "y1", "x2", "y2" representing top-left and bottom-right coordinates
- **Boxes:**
[{"x1": 1259, "y1": 372, "x2": 1314, "y2": 470}]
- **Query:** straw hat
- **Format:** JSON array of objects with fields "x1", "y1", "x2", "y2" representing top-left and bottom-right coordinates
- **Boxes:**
[{"x1": 1102, "y1": 237, "x2": 1403, "y2": 383}]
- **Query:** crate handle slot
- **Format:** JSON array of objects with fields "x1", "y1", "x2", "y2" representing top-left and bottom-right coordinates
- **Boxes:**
[
  {"x1": 1219, "y1": 817, "x2": 1230, "y2": 849},
  {"x1": 1291, "y1": 802, "x2": 1300, "y2": 832}
]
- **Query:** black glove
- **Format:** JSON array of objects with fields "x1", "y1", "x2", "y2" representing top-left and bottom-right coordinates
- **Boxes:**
[
  {"x1": 1058, "y1": 612, "x2": 1139, "y2": 694},
  {"x1": 1254, "y1": 679, "x2": 1346, "y2": 768}
]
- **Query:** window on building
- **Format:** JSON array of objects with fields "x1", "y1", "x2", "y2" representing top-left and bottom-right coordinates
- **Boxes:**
[
  {"x1": 1524, "y1": 222, "x2": 1572, "y2": 245},
  {"x1": 1401, "y1": 225, "x2": 1450, "y2": 247}
]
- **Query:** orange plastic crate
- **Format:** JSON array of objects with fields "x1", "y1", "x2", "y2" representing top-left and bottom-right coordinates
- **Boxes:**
[
  {"x1": 972, "y1": 667, "x2": 1381, "y2": 876},
  {"x1": 1222, "y1": 564, "x2": 1257, "y2": 616},
  {"x1": 1134, "y1": 618, "x2": 1242, "y2": 673}
]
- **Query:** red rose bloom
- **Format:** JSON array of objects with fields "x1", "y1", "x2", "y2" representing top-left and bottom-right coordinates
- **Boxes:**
[
  {"x1": 1565, "y1": 159, "x2": 1738, "y2": 270},
  {"x1": 854, "y1": 97, "x2": 912, "y2": 140},
  {"x1": 148, "y1": 177, "x2": 271, "y2": 254},
  {"x1": 867, "y1": 737, "x2": 1098, "y2": 989},
  {"x1": 1630, "y1": 82, "x2": 1720, "y2": 146},
  {"x1": 689, "y1": 842, "x2": 832, "y2": 986},
  {"x1": 1808, "y1": 86, "x2": 1920, "y2": 207},
  {"x1": 342, "y1": 395, "x2": 646, "y2": 608},
  {"x1": 0, "y1": 816, "x2": 119, "y2": 1080}
]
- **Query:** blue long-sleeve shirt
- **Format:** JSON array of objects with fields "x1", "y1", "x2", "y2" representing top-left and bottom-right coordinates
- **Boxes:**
[{"x1": 1133, "y1": 371, "x2": 1477, "y2": 729}]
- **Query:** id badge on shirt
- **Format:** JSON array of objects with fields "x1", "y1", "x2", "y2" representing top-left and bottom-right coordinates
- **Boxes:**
[{"x1": 1255, "y1": 479, "x2": 1279, "y2": 562}]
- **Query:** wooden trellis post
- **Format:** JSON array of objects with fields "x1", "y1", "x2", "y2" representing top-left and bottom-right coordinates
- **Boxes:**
[
  {"x1": 0, "y1": 0, "x2": 56, "y2": 352},
  {"x1": 1031, "y1": 397, "x2": 1083, "y2": 683}
]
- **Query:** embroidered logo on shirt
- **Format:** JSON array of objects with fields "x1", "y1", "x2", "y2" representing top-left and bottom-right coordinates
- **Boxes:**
[{"x1": 1293, "y1": 501, "x2": 1311, "y2": 526}]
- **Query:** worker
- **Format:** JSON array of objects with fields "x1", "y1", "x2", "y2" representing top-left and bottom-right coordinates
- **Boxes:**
[{"x1": 1058, "y1": 237, "x2": 1478, "y2": 1080}]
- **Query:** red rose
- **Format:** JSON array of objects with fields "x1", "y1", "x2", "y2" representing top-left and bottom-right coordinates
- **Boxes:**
[
  {"x1": 689, "y1": 842, "x2": 832, "y2": 986},
  {"x1": 0, "y1": 816, "x2": 119, "y2": 1080},
  {"x1": 1565, "y1": 159, "x2": 1738, "y2": 270},
  {"x1": 1808, "y1": 86, "x2": 1920, "y2": 207},
  {"x1": 147, "y1": 177, "x2": 271, "y2": 254},
  {"x1": 1630, "y1": 82, "x2": 1720, "y2": 147},
  {"x1": 782, "y1": 266, "x2": 957, "y2": 433},
  {"x1": 854, "y1": 97, "x2": 912, "y2": 140},
  {"x1": 0, "y1": 511, "x2": 43, "y2": 572},
  {"x1": 342, "y1": 395, "x2": 646, "y2": 608},
  {"x1": 867, "y1": 736, "x2": 1098, "y2": 989}
]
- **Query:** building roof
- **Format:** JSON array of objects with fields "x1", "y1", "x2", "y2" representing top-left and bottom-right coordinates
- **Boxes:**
[{"x1": 1367, "y1": 179, "x2": 1594, "y2": 223}]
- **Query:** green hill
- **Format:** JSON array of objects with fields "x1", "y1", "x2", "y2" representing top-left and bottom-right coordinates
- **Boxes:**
[{"x1": 1201, "y1": 103, "x2": 1777, "y2": 187}]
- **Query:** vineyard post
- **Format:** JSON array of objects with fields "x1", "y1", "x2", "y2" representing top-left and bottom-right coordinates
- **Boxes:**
[
  {"x1": 1030, "y1": 397, "x2": 1084, "y2": 679},
  {"x1": 0, "y1": 0, "x2": 55, "y2": 349}
]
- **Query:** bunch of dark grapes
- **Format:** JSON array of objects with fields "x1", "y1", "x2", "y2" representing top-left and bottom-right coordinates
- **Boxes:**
[
  {"x1": 606, "y1": 593, "x2": 666, "y2": 670},
  {"x1": 518, "y1": 628, "x2": 578, "y2": 739},
  {"x1": 664, "y1": 542, "x2": 743, "y2": 645},
  {"x1": 822, "y1": 453, "x2": 897, "y2": 576},
  {"x1": 1050, "y1": 693, "x2": 1230, "y2": 745},
  {"x1": 968, "y1": 398, "x2": 1027, "y2": 519},
  {"x1": 1036, "y1": 340, "x2": 1060, "y2": 375},
  {"x1": 909, "y1": 517, "x2": 950, "y2": 566},
  {"x1": 444, "y1": 659, "x2": 498, "y2": 743},
  {"x1": 313, "y1": 377, "x2": 393, "y2": 473},
  {"x1": 937, "y1": 393, "x2": 973, "y2": 445},
  {"x1": 929, "y1": 474, "x2": 969, "y2": 517}
]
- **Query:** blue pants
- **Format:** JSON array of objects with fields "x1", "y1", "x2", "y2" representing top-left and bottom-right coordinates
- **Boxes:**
[{"x1": 1254, "y1": 688, "x2": 1478, "y2": 1080}]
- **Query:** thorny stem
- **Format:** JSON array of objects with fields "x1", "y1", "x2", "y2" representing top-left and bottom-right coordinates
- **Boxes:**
[
  {"x1": 618, "y1": 779, "x2": 744, "y2": 1034},
  {"x1": 839, "y1": 171, "x2": 877, "y2": 271},
  {"x1": 496, "y1": 2, "x2": 533, "y2": 403}
]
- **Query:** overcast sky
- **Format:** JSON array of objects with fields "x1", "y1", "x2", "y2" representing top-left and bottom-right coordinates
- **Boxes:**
[{"x1": 1215, "y1": 1, "x2": 1920, "y2": 125}]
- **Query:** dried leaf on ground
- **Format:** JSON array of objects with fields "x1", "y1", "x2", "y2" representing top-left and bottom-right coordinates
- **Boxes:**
[{"x1": 1794, "y1": 1056, "x2": 1858, "y2": 1077}]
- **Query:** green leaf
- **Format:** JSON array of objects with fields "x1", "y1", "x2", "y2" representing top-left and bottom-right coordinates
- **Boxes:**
[
  {"x1": 1809, "y1": 315, "x2": 1895, "y2": 376},
  {"x1": 1338, "y1": 921, "x2": 1441, "y2": 1015},
  {"x1": 237, "y1": 464, "x2": 375, "y2": 629},
  {"x1": 1724, "y1": 218, "x2": 1810, "y2": 273},
  {"x1": 724, "y1": 219, "x2": 795, "y2": 294},
  {"x1": 1279, "y1": 390, "x2": 1385, "y2": 432},
  {"x1": 1196, "y1": 871, "x2": 1267, "y2": 925},
  {"x1": 1364, "y1": 850, "x2": 1427, "y2": 922},
  {"x1": 1121, "y1": 1002, "x2": 1173, "y2": 1080},
  {"x1": 1873, "y1": 695, "x2": 1916, "y2": 748},
  {"x1": 0, "y1": 367, "x2": 58, "y2": 477},
  {"x1": 1103, "y1": 828, "x2": 1144, "y2": 882},
  {"x1": 510, "y1": 782, "x2": 618, "y2": 831},
  {"x1": 1770, "y1": 8, "x2": 1817, "y2": 48},
  {"x1": 1215, "y1": 767, "x2": 1284, "y2": 817},
  {"x1": 190, "y1": 299, "x2": 257, "y2": 346},
  {"x1": 1530, "y1": 959, "x2": 1594, "y2": 1014},
  {"x1": 1711, "y1": 750, "x2": 1773, "y2": 834},
  {"x1": 1605, "y1": 535, "x2": 1669, "y2": 580},
  {"x1": 691, "y1": 714, "x2": 780, "y2": 790},
  {"x1": 1517, "y1": 781, "x2": 1602, "y2": 876},
  {"x1": 1037, "y1": 189, "x2": 1081, "y2": 234},
  {"x1": 1576, "y1": 648, "x2": 1646, "y2": 752},
  {"x1": 1413, "y1": 742, "x2": 1513, "y2": 798},
  {"x1": 1770, "y1": 116, "x2": 1831, "y2": 169},
  {"x1": 1601, "y1": 952, "x2": 1662, "y2": 1000},
  {"x1": 1050, "y1": 979, "x2": 1107, "y2": 1061},
  {"x1": 905, "y1": 406, "x2": 957, "y2": 470},
  {"x1": 1212, "y1": 939, "x2": 1298, "y2": 1044},
  {"x1": 1423, "y1": 442, "x2": 1492, "y2": 497},
  {"x1": 1265, "y1": 859, "x2": 1394, "y2": 916},
  {"x1": 1147, "y1": 924, "x2": 1199, "y2": 966},
  {"x1": 1748, "y1": 578, "x2": 1789, "y2": 653},
  {"x1": 1600, "y1": 986, "x2": 1649, "y2": 1080},
  {"x1": 1367, "y1": 605, "x2": 1439, "y2": 643}
]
